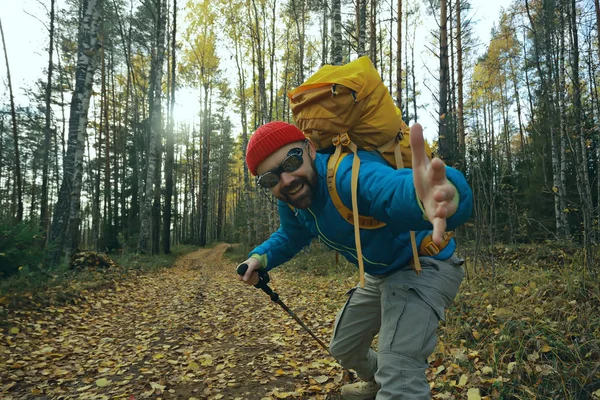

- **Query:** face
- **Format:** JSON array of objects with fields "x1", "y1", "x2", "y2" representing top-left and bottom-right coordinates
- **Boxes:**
[{"x1": 256, "y1": 140, "x2": 318, "y2": 209}]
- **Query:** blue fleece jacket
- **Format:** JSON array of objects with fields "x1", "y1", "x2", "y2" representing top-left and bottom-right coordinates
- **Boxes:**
[{"x1": 250, "y1": 150, "x2": 473, "y2": 275}]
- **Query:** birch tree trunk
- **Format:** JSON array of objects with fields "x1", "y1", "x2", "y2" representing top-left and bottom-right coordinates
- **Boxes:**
[
  {"x1": 356, "y1": 0, "x2": 366, "y2": 57},
  {"x1": 321, "y1": 0, "x2": 328, "y2": 66},
  {"x1": 331, "y1": 0, "x2": 342, "y2": 65},
  {"x1": 49, "y1": 0, "x2": 102, "y2": 265}
]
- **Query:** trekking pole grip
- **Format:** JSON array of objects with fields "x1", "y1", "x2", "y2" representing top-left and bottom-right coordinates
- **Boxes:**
[{"x1": 237, "y1": 263, "x2": 279, "y2": 302}]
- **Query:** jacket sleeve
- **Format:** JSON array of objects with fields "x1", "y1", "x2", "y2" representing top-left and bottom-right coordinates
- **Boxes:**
[
  {"x1": 336, "y1": 153, "x2": 473, "y2": 233},
  {"x1": 249, "y1": 200, "x2": 316, "y2": 271}
]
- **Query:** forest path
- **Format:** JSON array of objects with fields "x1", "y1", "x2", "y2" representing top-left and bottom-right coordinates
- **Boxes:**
[{"x1": 1, "y1": 243, "x2": 346, "y2": 400}]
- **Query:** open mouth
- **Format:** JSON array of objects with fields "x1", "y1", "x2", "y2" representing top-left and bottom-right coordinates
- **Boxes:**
[{"x1": 287, "y1": 182, "x2": 304, "y2": 196}]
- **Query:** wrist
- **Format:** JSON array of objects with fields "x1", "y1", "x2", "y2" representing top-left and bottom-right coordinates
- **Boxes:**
[{"x1": 249, "y1": 253, "x2": 267, "y2": 269}]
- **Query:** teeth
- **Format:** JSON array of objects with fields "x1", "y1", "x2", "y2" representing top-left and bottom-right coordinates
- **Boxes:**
[{"x1": 288, "y1": 183, "x2": 303, "y2": 195}]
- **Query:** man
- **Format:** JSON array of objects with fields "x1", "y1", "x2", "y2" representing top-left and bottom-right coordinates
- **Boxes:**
[{"x1": 237, "y1": 120, "x2": 472, "y2": 399}]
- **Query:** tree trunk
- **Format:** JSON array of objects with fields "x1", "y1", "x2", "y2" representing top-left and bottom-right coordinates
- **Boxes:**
[
  {"x1": 438, "y1": 0, "x2": 451, "y2": 163},
  {"x1": 369, "y1": 0, "x2": 376, "y2": 66},
  {"x1": 252, "y1": 0, "x2": 269, "y2": 123},
  {"x1": 0, "y1": 18, "x2": 23, "y2": 222},
  {"x1": 163, "y1": 0, "x2": 177, "y2": 254},
  {"x1": 48, "y1": 0, "x2": 102, "y2": 265},
  {"x1": 569, "y1": 0, "x2": 594, "y2": 260},
  {"x1": 41, "y1": 0, "x2": 56, "y2": 237},
  {"x1": 396, "y1": 0, "x2": 402, "y2": 109},
  {"x1": 199, "y1": 84, "x2": 210, "y2": 246},
  {"x1": 138, "y1": 0, "x2": 166, "y2": 254},
  {"x1": 331, "y1": 0, "x2": 342, "y2": 65},
  {"x1": 595, "y1": 0, "x2": 600, "y2": 236},
  {"x1": 357, "y1": 0, "x2": 366, "y2": 57},
  {"x1": 456, "y1": 0, "x2": 465, "y2": 168},
  {"x1": 321, "y1": 0, "x2": 328, "y2": 66}
]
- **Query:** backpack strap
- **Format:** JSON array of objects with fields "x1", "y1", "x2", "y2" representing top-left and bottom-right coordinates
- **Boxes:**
[
  {"x1": 327, "y1": 153, "x2": 386, "y2": 229},
  {"x1": 327, "y1": 133, "x2": 422, "y2": 280},
  {"x1": 378, "y1": 133, "x2": 420, "y2": 274}
]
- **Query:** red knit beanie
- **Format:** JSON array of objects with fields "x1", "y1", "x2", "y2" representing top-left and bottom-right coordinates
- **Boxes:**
[{"x1": 246, "y1": 121, "x2": 306, "y2": 176}]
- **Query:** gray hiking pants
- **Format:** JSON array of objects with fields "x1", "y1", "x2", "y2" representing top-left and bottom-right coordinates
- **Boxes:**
[{"x1": 329, "y1": 255, "x2": 464, "y2": 400}]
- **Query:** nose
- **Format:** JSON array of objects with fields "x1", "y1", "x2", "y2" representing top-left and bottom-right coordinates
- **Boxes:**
[{"x1": 278, "y1": 171, "x2": 295, "y2": 187}]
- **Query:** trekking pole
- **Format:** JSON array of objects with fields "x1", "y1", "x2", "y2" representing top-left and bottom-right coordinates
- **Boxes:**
[{"x1": 237, "y1": 263, "x2": 333, "y2": 357}]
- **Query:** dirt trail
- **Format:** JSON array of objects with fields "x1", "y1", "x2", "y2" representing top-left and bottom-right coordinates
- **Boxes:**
[{"x1": 1, "y1": 244, "x2": 345, "y2": 400}]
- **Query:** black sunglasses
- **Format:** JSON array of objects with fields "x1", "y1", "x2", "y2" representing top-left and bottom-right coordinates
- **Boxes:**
[{"x1": 256, "y1": 142, "x2": 308, "y2": 189}]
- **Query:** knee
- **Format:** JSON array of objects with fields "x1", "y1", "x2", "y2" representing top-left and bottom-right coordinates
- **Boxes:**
[{"x1": 329, "y1": 337, "x2": 352, "y2": 362}]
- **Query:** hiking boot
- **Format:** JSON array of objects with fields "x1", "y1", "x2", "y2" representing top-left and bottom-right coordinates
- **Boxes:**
[{"x1": 340, "y1": 379, "x2": 379, "y2": 400}]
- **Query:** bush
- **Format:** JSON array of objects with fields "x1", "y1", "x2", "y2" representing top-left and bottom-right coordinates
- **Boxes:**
[{"x1": 0, "y1": 222, "x2": 46, "y2": 278}]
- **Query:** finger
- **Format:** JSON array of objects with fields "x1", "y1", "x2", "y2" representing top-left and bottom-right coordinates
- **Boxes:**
[
  {"x1": 431, "y1": 217, "x2": 447, "y2": 246},
  {"x1": 433, "y1": 185, "x2": 455, "y2": 203},
  {"x1": 410, "y1": 123, "x2": 426, "y2": 170},
  {"x1": 248, "y1": 272, "x2": 259, "y2": 286},
  {"x1": 243, "y1": 269, "x2": 256, "y2": 283},
  {"x1": 428, "y1": 157, "x2": 447, "y2": 184}
]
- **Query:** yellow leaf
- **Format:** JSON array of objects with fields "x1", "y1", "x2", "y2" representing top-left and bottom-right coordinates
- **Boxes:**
[
  {"x1": 153, "y1": 353, "x2": 164, "y2": 360},
  {"x1": 467, "y1": 388, "x2": 482, "y2": 400},
  {"x1": 481, "y1": 366, "x2": 493, "y2": 375},
  {"x1": 200, "y1": 355, "x2": 213, "y2": 366},
  {"x1": 188, "y1": 361, "x2": 200, "y2": 371},
  {"x1": 313, "y1": 375, "x2": 329, "y2": 384},
  {"x1": 534, "y1": 307, "x2": 544, "y2": 315},
  {"x1": 150, "y1": 382, "x2": 166, "y2": 390},
  {"x1": 541, "y1": 345, "x2": 552, "y2": 353},
  {"x1": 96, "y1": 378, "x2": 110, "y2": 387},
  {"x1": 458, "y1": 374, "x2": 468, "y2": 387},
  {"x1": 9, "y1": 327, "x2": 19, "y2": 334},
  {"x1": 472, "y1": 330, "x2": 481, "y2": 340},
  {"x1": 275, "y1": 369, "x2": 286, "y2": 375},
  {"x1": 507, "y1": 361, "x2": 517, "y2": 374},
  {"x1": 273, "y1": 391, "x2": 295, "y2": 399}
]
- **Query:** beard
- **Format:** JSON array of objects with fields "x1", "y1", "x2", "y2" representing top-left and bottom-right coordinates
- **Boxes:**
[{"x1": 276, "y1": 159, "x2": 318, "y2": 209}]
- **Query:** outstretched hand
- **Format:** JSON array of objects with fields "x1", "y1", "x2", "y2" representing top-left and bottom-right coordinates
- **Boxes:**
[{"x1": 410, "y1": 123, "x2": 457, "y2": 246}]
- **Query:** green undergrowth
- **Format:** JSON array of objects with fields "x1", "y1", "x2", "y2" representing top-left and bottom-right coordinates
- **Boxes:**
[
  {"x1": 226, "y1": 241, "x2": 600, "y2": 399},
  {"x1": 0, "y1": 244, "x2": 198, "y2": 314},
  {"x1": 438, "y1": 247, "x2": 600, "y2": 399}
]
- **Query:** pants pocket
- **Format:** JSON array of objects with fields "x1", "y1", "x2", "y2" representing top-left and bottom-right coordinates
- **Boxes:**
[
  {"x1": 379, "y1": 287, "x2": 439, "y2": 362},
  {"x1": 331, "y1": 287, "x2": 357, "y2": 340}
]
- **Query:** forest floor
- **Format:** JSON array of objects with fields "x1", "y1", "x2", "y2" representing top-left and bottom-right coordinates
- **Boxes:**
[
  {"x1": 1, "y1": 242, "x2": 600, "y2": 399},
  {"x1": 1, "y1": 243, "x2": 350, "y2": 400}
]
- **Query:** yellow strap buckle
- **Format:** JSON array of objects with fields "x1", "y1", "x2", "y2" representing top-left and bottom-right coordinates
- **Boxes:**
[
  {"x1": 423, "y1": 242, "x2": 440, "y2": 256},
  {"x1": 419, "y1": 232, "x2": 453, "y2": 257},
  {"x1": 332, "y1": 133, "x2": 351, "y2": 147}
]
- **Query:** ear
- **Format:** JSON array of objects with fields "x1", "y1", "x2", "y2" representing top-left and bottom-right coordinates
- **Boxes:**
[{"x1": 307, "y1": 139, "x2": 316, "y2": 160}]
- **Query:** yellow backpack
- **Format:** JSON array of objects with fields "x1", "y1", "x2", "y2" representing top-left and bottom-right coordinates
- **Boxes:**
[{"x1": 288, "y1": 56, "x2": 433, "y2": 287}]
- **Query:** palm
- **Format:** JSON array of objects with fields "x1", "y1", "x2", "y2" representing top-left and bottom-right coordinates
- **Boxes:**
[{"x1": 410, "y1": 124, "x2": 457, "y2": 245}]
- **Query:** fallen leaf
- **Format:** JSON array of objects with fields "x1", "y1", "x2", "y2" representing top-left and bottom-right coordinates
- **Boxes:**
[
  {"x1": 96, "y1": 378, "x2": 110, "y2": 387},
  {"x1": 467, "y1": 388, "x2": 481, "y2": 400}
]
